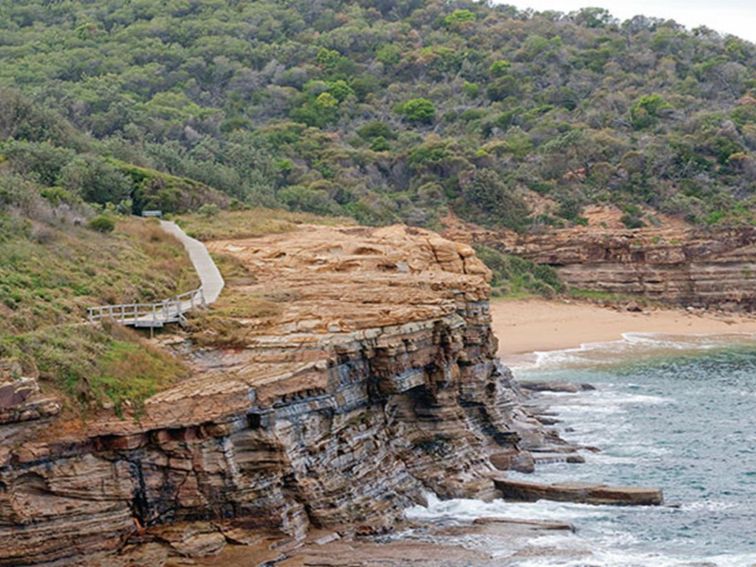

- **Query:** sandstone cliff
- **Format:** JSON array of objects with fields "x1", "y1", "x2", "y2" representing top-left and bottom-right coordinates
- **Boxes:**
[
  {"x1": 0, "y1": 225, "x2": 554, "y2": 565},
  {"x1": 444, "y1": 216, "x2": 756, "y2": 311}
]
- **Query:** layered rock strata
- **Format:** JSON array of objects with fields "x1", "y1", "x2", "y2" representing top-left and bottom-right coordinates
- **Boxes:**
[
  {"x1": 447, "y1": 220, "x2": 756, "y2": 311},
  {"x1": 0, "y1": 225, "x2": 555, "y2": 565},
  {"x1": 494, "y1": 478, "x2": 663, "y2": 506}
]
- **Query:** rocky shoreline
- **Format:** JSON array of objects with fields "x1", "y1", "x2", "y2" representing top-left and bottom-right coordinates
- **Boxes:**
[
  {"x1": 0, "y1": 225, "x2": 661, "y2": 566},
  {"x1": 190, "y1": 379, "x2": 658, "y2": 566}
]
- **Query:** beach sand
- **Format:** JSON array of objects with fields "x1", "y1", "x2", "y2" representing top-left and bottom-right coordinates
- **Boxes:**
[{"x1": 491, "y1": 298, "x2": 756, "y2": 359}]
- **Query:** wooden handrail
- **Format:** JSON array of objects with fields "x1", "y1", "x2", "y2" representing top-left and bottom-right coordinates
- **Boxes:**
[
  {"x1": 85, "y1": 218, "x2": 219, "y2": 329},
  {"x1": 86, "y1": 287, "x2": 205, "y2": 326}
]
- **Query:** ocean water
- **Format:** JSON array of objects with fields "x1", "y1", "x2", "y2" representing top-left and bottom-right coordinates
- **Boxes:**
[{"x1": 406, "y1": 334, "x2": 756, "y2": 566}]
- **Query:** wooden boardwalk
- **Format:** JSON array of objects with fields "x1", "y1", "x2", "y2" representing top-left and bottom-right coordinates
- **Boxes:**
[{"x1": 87, "y1": 220, "x2": 224, "y2": 328}]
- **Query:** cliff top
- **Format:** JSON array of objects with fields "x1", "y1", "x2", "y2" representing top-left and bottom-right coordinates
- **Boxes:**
[
  {"x1": 7, "y1": 224, "x2": 492, "y2": 449},
  {"x1": 201, "y1": 223, "x2": 491, "y2": 338}
]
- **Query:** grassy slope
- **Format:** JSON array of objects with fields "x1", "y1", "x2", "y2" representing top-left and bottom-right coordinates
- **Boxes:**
[
  {"x1": 0, "y1": 216, "x2": 199, "y2": 334},
  {"x1": 0, "y1": 213, "x2": 198, "y2": 416}
]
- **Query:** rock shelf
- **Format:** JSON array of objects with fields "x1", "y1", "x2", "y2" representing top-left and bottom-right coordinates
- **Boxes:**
[{"x1": 494, "y1": 477, "x2": 663, "y2": 506}]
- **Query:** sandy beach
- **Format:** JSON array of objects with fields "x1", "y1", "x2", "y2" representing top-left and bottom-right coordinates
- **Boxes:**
[{"x1": 491, "y1": 298, "x2": 756, "y2": 359}]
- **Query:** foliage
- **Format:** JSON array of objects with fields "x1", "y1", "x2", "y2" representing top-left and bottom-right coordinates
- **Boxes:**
[
  {"x1": 444, "y1": 9, "x2": 477, "y2": 29},
  {"x1": 0, "y1": 323, "x2": 187, "y2": 416},
  {"x1": 0, "y1": 181, "x2": 197, "y2": 414},
  {"x1": 397, "y1": 98, "x2": 436, "y2": 124},
  {"x1": 474, "y1": 244, "x2": 563, "y2": 298},
  {"x1": 197, "y1": 203, "x2": 220, "y2": 218},
  {"x1": 0, "y1": 203, "x2": 198, "y2": 336},
  {"x1": 620, "y1": 205, "x2": 646, "y2": 228},
  {"x1": 0, "y1": 1, "x2": 752, "y2": 229},
  {"x1": 88, "y1": 214, "x2": 115, "y2": 233},
  {"x1": 59, "y1": 155, "x2": 132, "y2": 204},
  {"x1": 458, "y1": 169, "x2": 530, "y2": 231},
  {"x1": 630, "y1": 94, "x2": 672, "y2": 129},
  {"x1": 489, "y1": 60, "x2": 512, "y2": 77}
]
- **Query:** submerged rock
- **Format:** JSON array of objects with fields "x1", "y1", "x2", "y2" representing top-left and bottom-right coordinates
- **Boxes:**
[{"x1": 518, "y1": 381, "x2": 596, "y2": 393}]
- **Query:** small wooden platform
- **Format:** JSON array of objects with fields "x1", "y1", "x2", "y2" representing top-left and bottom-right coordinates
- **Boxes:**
[{"x1": 87, "y1": 289, "x2": 205, "y2": 328}]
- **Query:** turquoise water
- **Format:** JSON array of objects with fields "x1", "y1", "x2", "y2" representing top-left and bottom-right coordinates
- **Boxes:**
[{"x1": 408, "y1": 335, "x2": 756, "y2": 566}]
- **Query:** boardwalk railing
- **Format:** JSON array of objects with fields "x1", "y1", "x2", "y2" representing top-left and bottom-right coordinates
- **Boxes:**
[
  {"x1": 87, "y1": 288, "x2": 206, "y2": 328},
  {"x1": 86, "y1": 219, "x2": 223, "y2": 331}
]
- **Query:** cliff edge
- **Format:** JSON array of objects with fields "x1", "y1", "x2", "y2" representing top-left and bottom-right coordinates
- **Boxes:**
[{"x1": 0, "y1": 224, "x2": 555, "y2": 565}]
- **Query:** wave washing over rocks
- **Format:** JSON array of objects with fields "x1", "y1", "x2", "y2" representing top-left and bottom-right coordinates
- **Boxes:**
[{"x1": 500, "y1": 337, "x2": 756, "y2": 567}]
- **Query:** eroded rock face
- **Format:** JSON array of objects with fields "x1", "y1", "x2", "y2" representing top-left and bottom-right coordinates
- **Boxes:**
[
  {"x1": 0, "y1": 225, "x2": 551, "y2": 565},
  {"x1": 448, "y1": 221, "x2": 756, "y2": 311}
]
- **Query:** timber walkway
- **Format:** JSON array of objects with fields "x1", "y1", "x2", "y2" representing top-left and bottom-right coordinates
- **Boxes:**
[{"x1": 87, "y1": 220, "x2": 224, "y2": 328}]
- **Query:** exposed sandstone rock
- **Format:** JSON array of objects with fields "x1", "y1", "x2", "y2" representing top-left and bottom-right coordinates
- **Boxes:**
[
  {"x1": 152, "y1": 522, "x2": 226, "y2": 557},
  {"x1": 490, "y1": 450, "x2": 535, "y2": 473},
  {"x1": 471, "y1": 516, "x2": 575, "y2": 531},
  {"x1": 494, "y1": 478, "x2": 663, "y2": 506},
  {"x1": 0, "y1": 224, "x2": 551, "y2": 565},
  {"x1": 445, "y1": 220, "x2": 756, "y2": 311},
  {"x1": 0, "y1": 373, "x2": 60, "y2": 426}
]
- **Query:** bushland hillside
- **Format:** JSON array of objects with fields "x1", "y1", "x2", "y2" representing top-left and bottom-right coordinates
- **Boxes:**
[{"x1": 0, "y1": 0, "x2": 753, "y2": 229}]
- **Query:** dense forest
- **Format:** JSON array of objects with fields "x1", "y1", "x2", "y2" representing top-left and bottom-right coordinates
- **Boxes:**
[{"x1": 1, "y1": 0, "x2": 754, "y2": 230}]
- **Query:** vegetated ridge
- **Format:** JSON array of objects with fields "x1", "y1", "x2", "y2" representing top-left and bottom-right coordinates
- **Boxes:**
[{"x1": 0, "y1": 0, "x2": 753, "y2": 230}]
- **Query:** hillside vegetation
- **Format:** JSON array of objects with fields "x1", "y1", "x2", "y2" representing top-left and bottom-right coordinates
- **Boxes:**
[
  {"x1": 0, "y1": 0, "x2": 753, "y2": 230},
  {"x1": 0, "y1": 174, "x2": 197, "y2": 415}
]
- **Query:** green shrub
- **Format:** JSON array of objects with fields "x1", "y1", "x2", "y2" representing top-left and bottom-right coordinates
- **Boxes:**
[
  {"x1": 489, "y1": 59, "x2": 512, "y2": 77},
  {"x1": 88, "y1": 214, "x2": 115, "y2": 233},
  {"x1": 620, "y1": 205, "x2": 645, "y2": 228},
  {"x1": 61, "y1": 156, "x2": 132, "y2": 205},
  {"x1": 370, "y1": 136, "x2": 391, "y2": 151},
  {"x1": 357, "y1": 121, "x2": 396, "y2": 140},
  {"x1": 3, "y1": 141, "x2": 74, "y2": 185},
  {"x1": 397, "y1": 98, "x2": 436, "y2": 124},
  {"x1": 457, "y1": 169, "x2": 529, "y2": 231},
  {"x1": 462, "y1": 81, "x2": 480, "y2": 97},
  {"x1": 278, "y1": 185, "x2": 337, "y2": 215},
  {"x1": 197, "y1": 203, "x2": 220, "y2": 218},
  {"x1": 630, "y1": 94, "x2": 672, "y2": 129},
  {"x1": 474, "y1": 244, "x2": 563, "y2": 298},
  {"x1": 443, "y1": 9, "x2": 476, "y2": 28},
  {"x1": 376, "y1": 44, "x2": 402, "y2": 66},
  {"x1": 40, "y1": 186, "x2": 78, "y2": 206},
  {"x1": 487, "y1": 75, "x2": 519, "y2": 101},
  {"x1": 327, "y1": 80, "x2": 354, "y2": 102}
]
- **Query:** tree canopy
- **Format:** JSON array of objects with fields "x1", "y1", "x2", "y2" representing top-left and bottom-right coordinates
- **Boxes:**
[{"x1": 0, "y1": 0, "x2": 753, "y2": 229}]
